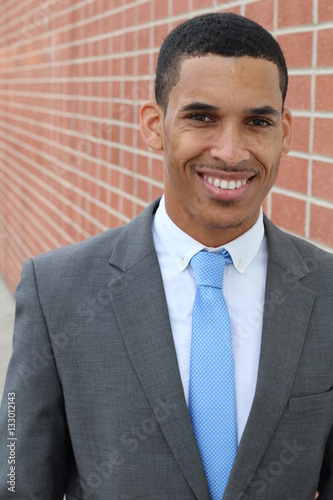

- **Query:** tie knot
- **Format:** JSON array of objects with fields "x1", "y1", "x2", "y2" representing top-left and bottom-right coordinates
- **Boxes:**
[{"x1": 190, "y1": 250, "x2": 232, "y2": 288}]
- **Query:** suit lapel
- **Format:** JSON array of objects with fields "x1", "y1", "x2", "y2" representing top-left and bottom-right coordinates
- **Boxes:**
[
  {"x1": 107, "y1": 201, "x2": 210, "y2": 500},
  {"x1": 225, "y1": 217, "x2": 316, "y2": 499}
]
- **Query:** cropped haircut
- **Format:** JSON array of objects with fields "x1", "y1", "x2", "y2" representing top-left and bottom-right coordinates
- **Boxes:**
[{"x1": 155, "y1": 13, "x2": 288, "y2": 113}]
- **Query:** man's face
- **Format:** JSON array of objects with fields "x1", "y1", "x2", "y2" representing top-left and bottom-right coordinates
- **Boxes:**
[{"x1": 144, "y1": 55, "x2": 292, "y2": 246}]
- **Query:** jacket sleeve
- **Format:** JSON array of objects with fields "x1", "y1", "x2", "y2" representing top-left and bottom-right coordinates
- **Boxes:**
[
  {"x1": 318, "y1": 425, "x2": 333, "y2": 499},
  {"x1": 0, "y1": 259, "x2": 70, "y2": 499}
]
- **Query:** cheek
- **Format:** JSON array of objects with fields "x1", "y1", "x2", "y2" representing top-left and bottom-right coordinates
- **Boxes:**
[
  {"x1": 254, "y1": 139, "x2": 283, "y2": 172},
  {"x1": 248, "y1": 132, "x2": 281, "y2": 156},
  {"x1": 264, "y1": 158, "x2": 280, "y2": 188},
  {"x1": 169, "y1": 129, "x2": 205, "y2": 156},
  {"x1": 164, "y1": 143, "x2": 190, "y2": 174},
  {"x1": 163, "y1": 149, "x2": 184, "y2": 185}
]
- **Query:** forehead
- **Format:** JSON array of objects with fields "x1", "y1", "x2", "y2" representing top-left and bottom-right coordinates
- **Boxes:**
[{"x1": 169, "y1": 55, "x2": 282, "y2": 110}]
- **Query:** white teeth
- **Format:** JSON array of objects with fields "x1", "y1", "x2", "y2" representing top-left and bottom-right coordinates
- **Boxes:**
[{"x1": 204, "y1": 175, "x2": 247, "y2": 190}]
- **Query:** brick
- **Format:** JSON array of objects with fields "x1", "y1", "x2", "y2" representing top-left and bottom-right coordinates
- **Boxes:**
[
  {"x1": 318, "y1": 0, "x2": 333, "y2": 23},
  {"x1": 317, "y1": 29, "x2": 333, "y2": 67},
  {"x1": 136, "y1": 156, "x2": 149, "y2": 177},
  {"x1": 152, "y1": 158, "x2": 164, "y2": 183},
  {"x1": 312, "y1": 161, "x2": 333, "y2": 202},
  {"x1": 244, "y1": 0, "x2": 274, "y2": 31},
  {"x1": 139, "y1": 2, "x2": 152, "y2": 24},
  {"x1": 193, "y1": 0, "x2": 213, "y2": 8},
  {"x1": 271, "y1": 192, "x2": 306, "y2": 236},
  {"x1": 110, "y1": 34, "x2": 121, "y2": 54},
  {"x1": 290, "y1": 117, "x2": 311, "y2": 153},
  {"x1": 278, "y1": 0, "x2": 313, "y2": 28},
  {"x1": 216, "y1": 0, "x2": 240, "y2": 4},
  {"x1": 138, "y1": 28, "x2": 151, "y2": 50},
  {"x1": 125, "y1": 56, "x2": 135, "y2": 75},
  {"x1": 138, "y1": 54, "x2": 151, "y2": 76},
  {"x1": 154, "y1": 22, "x2": 170, "y2": 48},
  {"x1": 310, "y1": 204, "x2": 333, "y2": 247},
  {"x1": 125, "y1": 6, "x2": 137, "y2": 28},
  {"x1": 278, "y1": 32, "x2": 313, "y2": 68},
  {"x1": 125, "y1": 31, "x2": 136, "y2": 51},
  {"x1": 276, "y1": 155, "x2": 308, "y2": 194},
  {"x1": 112, "y1": 58, "x2": 122, "y2": 76},
  {"x1": 285, "y1": 75, "x2": 312, "y2": 111},
  {"x1": 122, "y1": 197, "x2": 134, "y2": 219},
  {"x1": 154, "y1": 0, "x2": 169, "y2": 20},
  {"x1": 172, "y1": 0, "x2": 191, "y2": 16},
  {"x1": 151, "y1": 184, "x2": 164, "y2": 200},
  {"x1": 216, "y1": 5, "x2": 241, "y2": 15},
  {"x1": 137, "y1": 178, "x2": 149, "y2": 201},
  {"x1": 315, "y1": 75, "x2": 333, "y2": 112},
  {"x1": 313, "y1": 118, "x2": 333, "y2": 157}
]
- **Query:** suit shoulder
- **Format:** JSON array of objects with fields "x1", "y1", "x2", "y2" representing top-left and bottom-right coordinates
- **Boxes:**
[
  {"x1": 30, "y1": 199, "x2": 159, "y2": 271},
  {"x1": 264, "y1": 217, "x2": 333, "y2": 293},
  {"x1": 287, "y1": 233, "x2": 333, "y2": 269},
  {"x1": 16, "y1": 226, "x2": 127, "y2": 302},
  {"x1": 281, "y1": 233, "x2": 333, "y2": 293},
  {"x1": 24, "y1": 198, "x2": 159, "y2": 285},
  {"x1": 31, "y1": 225, "x2": 125, "y2": 273},
  {"x1": 265, "y1": 216, "x2": 333, "y2": 269}
]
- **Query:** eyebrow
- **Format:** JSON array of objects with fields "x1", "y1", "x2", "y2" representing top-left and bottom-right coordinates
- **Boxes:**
[
  {"x1": 180, "y1": 102, "x2": 281, "y2": 117},
  {"x1": 180, "y1": 102, "x2": 220, "y2": 113},
  {"x1": 244, "y1": 106, "x2": 282, "y2": 117}
]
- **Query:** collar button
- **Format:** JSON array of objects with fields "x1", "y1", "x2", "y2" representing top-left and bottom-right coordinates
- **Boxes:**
[{"x1": 179, "y1": 258, "x2": 186, "y2": 268}]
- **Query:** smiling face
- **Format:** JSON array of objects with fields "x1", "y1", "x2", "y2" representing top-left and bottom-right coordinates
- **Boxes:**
[{"x1": 140, "y1": 55, "x2": 292, "y2": 246}]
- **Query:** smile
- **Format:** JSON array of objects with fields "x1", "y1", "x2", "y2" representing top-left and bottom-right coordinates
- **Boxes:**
[{"x1": 203, "y1": 175, "x2": 248, "y2": 190}]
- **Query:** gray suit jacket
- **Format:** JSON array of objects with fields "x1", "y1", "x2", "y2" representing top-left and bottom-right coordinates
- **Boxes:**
[{"x1": 0, "y1": 199, "x2": 332, "y2": 499}]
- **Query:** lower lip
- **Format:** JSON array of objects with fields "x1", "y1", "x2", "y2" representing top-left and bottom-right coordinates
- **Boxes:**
[{"x1": 199, "y1": 175, "x2": 253, "y2": 200}]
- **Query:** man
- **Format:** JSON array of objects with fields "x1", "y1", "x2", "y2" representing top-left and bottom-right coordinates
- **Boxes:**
[{"x1": 0, "y1": 12, "x2": 332, "y2": 500}]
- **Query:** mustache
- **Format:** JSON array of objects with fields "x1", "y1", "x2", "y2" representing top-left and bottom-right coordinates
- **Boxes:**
[{"x1": 191, "y1": 162, "x2": 257, "y2": 174}]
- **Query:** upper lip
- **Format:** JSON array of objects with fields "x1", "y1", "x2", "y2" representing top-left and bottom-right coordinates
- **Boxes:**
[{"x1": 193, "y1": 166, "x2": 256, "y2": 181}]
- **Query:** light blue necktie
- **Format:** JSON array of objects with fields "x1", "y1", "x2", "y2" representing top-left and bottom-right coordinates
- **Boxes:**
[{"x1": 189, "y1": 250, "x2": 238, "y2": 500}]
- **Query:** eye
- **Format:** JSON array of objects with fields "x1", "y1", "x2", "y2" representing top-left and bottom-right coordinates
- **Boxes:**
[
  {"x1": 247, "y1": 118, "x2": 273, "y2": 127},
  {"x1": 187, "y1": 113, "x2": 213, "y2": 122}
]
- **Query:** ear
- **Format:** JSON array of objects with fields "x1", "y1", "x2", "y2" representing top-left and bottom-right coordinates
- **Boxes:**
[
  {"x1": 281, "y1": 107, "x2": 293, "y2": 157},
  {"x1": 139, "y1": 101, "x2": 164, "y2": 151}
]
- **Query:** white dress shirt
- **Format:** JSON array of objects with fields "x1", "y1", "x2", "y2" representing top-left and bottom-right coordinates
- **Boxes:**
[{"x1": 152, "y1": 196, "x2": 268, "y2": 442}]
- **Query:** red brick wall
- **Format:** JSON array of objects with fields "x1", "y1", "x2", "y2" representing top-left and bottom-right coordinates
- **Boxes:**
[{"x1": 0, "y1": 0, "x2": 332, "y2": 292}]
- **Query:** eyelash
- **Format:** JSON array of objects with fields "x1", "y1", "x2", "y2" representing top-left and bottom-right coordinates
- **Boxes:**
[
  {"x1": 247, "y1": 118, "x2": 273, "y2": 127},
  {"x1": 187, "y1": 113, "x2": 212, "y2": 122},
  {"x1": 186, "y1": 114, "x2": 273, "y2": 127}
]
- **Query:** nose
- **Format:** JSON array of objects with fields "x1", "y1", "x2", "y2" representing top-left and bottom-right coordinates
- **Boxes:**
[{"x1": 209, "y1": 122, "x2": 250, "y2": 167}]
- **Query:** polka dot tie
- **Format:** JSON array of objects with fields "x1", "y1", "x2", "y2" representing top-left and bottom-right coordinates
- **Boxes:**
[{"x1": 189, "y1": 250, "x2": 238, "y2": 500}]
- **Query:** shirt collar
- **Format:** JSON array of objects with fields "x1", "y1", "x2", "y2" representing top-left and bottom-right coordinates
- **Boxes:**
[{"x1": 153, "y1": 195, "x2": 265, "y2": 274}]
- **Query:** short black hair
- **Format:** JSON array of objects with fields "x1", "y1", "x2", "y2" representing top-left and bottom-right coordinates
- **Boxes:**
[{"x1": 155, "y1": 13, "x2": 288, "y2": 112}]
